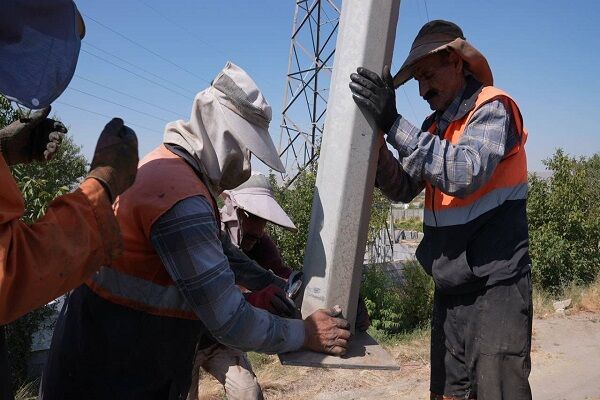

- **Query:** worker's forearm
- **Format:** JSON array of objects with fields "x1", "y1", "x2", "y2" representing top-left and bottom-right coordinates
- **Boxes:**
[
  {"x1": 0, "y1": 178, "x2": 121, "y2": 324},
  {"x1": 221, "y1": 232, "x2": 286, "y2": 290},
  {"x1": 386, "y1": 101, "x2": 512, "y2": 198},
  {"x1": 192, "y1": 264, "x2": 305, "y2": 354},
  {"x1": 151, "y1": 196, "x2": 304, "y2": 354},
  {"x1": 375, "y1": 143, "x2": 424, "y2": 203}
]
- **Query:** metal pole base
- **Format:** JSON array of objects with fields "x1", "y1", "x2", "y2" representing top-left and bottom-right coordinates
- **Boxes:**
[{"x1": 278, "y1": 331, "x2": 399, "y2": 370}]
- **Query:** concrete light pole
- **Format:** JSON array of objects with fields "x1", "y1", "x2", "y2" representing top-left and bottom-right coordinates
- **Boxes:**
[{"x1": 280, "y1": 0, "x2": 401, "y2": 369}]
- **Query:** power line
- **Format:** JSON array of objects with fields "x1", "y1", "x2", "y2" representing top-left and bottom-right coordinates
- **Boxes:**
[
  {"x1": 55, "y1": 101, "x2": 163, "y2": 136},
  {"x1": 83, "y1": 13, "x2": 210, "y2": 83},
  {"x1": 134, "y1": 0, "x2": 229, "y2": 59},
  {"x1": 401, "y1": 86, "x2": 419, "y2": 122},
  {"x1": 66, "y1": 86, "x2": 170, "y2": 123},
  {"x1": 80, "y1": 48, "x2": 191, "y2": 100},
  {"x1": 74, "y1": 74, "x2": 184, "y2": 118},
  {"x1": 423, "y1": 0, "x2": 430, "y2": 21},
  {"x1": 84, "y1": 42, "x2": 197, "y2": 96}
]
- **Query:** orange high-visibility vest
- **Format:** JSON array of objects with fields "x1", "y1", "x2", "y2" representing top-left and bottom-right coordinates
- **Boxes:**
[
  {"x1": 86, "y1": 145, "x2": 218, "y2": 320},
  {"x1": 424, "y1": 87, "x2": 528, "y2": 228}
]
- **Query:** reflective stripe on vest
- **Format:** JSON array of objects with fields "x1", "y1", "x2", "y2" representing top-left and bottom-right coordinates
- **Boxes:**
[
  {"x1": 87, "y1": 266, "x2": 196, "y2": 320},
  {"x1": 424, "y1": 86, "x2": 528, "y2": 228},
  {"x1": 424, "y1": 182, "x2": 527, "y2": 227}
]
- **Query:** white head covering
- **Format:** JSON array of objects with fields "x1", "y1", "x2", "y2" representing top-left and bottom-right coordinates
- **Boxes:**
[
  {"x1": 221, "y1": 172, "x2": 297, "y2": 246},
  {"x1": 163, "y1": 62, "x2": 285, "y2": 194}
]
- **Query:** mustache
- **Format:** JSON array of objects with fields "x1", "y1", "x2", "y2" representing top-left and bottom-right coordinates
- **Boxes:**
[{"x1": 423, "y1": 90, "x2": 438, "y2": 101}]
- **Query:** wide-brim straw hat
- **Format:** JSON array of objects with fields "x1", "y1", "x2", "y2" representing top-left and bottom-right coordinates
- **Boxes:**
[
  {"x1": 225, "y1": 172, "x2": 297, "y2": 232},
  {"x1": 393, "y1": 20, "x2": 493, "y2": 88}
]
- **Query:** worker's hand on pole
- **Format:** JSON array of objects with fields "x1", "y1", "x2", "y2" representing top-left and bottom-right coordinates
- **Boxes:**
[
  {"x1": 303, "y1": 305, "x2": 351, "y2": 356},
  {"x1": 246, "y1": 284, "x2": 298, "y2": 318},
  {"x1": 0, "y1": 106, "x2": 66, "y2": 166},
  {"x1": 86, "y1": 118, "x2": 139, "y2": 203},
  {"x1": 349, "y1": 65, "x2": 399, "y2": 133}
]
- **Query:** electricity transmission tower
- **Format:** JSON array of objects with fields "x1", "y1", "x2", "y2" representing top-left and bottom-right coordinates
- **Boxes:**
[{"x1": 278, "y1": 0, "x2": 341, "y2": 185}]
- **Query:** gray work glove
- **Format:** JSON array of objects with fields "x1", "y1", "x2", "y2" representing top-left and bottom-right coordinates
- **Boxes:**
[
  {"x1": 349, "y1": 65, "x2": 399, "y2": 133},
  {"x1": 86, "y1": 118, "x2": 139, "y2": 203},
  {"x1": 0, "y1": 106, "x2": 66, "y2": 166}
]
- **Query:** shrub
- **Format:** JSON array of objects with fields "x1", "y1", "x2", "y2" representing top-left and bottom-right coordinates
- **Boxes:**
[
  {"x1": 362, "y1": 260, "x2": 434, "y2": 335},
  {"x1": 528, "y1": 150, "x2": 600, "y2": 292},
  {"x1": 268, "y1": 167, "x2": 391, "y2": 270},
  {"x1": 393, "y1": 217, "x2": 422, "y2": 232}
]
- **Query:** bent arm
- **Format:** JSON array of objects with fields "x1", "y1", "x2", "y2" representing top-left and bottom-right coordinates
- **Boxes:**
[
  {"x1": 376, "y1": 144, "x2": 425, "y2": 203},
  {"x1": 151, "y1": 195, "x2": 305, "y2": 354},
  {"x1": 220, "y1": 232, "x2": 286, "y2": 290},
  {"x1": 0, "y1": 161, "x2": 121, "y2": 324}
]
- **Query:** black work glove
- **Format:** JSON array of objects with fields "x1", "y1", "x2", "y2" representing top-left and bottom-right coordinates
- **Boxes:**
[
  {"x1": 0, "y1": 106, "x2": 66, "y2": 166},
  {"x1": 349, "y1": 65, "x2": 399, "y2": 133},
  {"x1": 86, "y1": 118, "x2": 139, "y2": 203}
]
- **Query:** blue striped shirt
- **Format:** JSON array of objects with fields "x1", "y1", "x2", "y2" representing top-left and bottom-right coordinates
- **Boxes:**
[{"x1": 150, "y1": 195, "x2": 305, "y2": 354}]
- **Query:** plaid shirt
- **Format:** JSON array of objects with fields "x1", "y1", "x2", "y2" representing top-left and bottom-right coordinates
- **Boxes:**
[
  {"x1": 376, "y1": 79, "x2": 518, "y2": 202},
  {"x1": 150, "y1": 195, "x2": 305, "y2": 354}
]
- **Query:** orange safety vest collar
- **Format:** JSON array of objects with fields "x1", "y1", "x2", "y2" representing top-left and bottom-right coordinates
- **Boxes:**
[{"x1": 424, "y1": 86, "x2": 528, "y2": 228}]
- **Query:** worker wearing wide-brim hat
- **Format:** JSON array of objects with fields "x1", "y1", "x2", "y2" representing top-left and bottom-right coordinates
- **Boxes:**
[
  {"x1": 349, "y1": 20, "x2": 532, "y2": 399},
  {"x1": 42, "y1": 62, "x2": 351, "y2": 399},
  {"x1": 187, "y1": 172, "x2": 298, "y2": 400}
]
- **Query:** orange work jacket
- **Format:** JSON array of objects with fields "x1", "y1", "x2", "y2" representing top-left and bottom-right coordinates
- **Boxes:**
[
  {"x1": 86, "y1": 145, "x2": 218, "y2": 320},
  {"x1": 416, "y1": 86, "x2": 531, "y2": 293},
  {"x1": 0, "y1": 154, "x2": 121, "y2": 324}
]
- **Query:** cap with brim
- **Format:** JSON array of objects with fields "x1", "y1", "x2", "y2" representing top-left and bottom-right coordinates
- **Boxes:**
[
  {"x1": 231, "y1": 188, "x2": 297, "y2": 232},
  {"x1": 393, "y1": 20, "x2": 493, "y2": 88},
  {"x1": 228, "y1": 173, "x2": 297, "y2": 232},
  {"x1": 211, "y1": 62, "x2": 285, "y2": 173},
  {"x1": 0, "y1": 0, "x2": 85, "y2": 109}
]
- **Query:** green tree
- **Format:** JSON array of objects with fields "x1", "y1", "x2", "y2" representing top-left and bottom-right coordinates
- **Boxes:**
[
  {"x1": 268, "y1": 166, "x2": 392, "y2": 271},
  {"x1": 268, "y1": 167, "x2": 317, "y2": 270},
  {"x1": 1, "y1": 96, "x2": 87, "y2": 387},
  {"x1": 528, "y1": 149, "x2": 600, "y2": 292}
]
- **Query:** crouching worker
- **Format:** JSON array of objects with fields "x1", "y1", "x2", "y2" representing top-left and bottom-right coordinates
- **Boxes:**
[
  {"x1": 189, "y1": 172, "x2": 370, "y2": 400},
  {"x1": 41, "y1": 63, "x2": 351, "y2": 400}
]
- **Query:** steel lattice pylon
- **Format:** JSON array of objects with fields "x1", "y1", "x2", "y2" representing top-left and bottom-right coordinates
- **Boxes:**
[{"x1": 278, "y1": 0, "x2": 341, "y2": 185}]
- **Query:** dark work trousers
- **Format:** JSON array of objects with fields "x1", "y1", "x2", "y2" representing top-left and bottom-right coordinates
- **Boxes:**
[
  {"x1": 0, "y1": 327, "x2": 13, "y2": 400},
  {"x1": 40, "y1": 285, "x2": 205, "y2": 400},
  {"x1": 430, "y1": 272, "x2": 532, "y2": 399}
]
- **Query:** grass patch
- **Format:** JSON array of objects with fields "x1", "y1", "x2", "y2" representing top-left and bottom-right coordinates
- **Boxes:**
[
  {"x1": 246, "y1": 352, "x2": 277, "y2": 370},
  {"x1": 369, "y1": 325, "x2": 430, "y2": 365},
  {"x1": 533, "y1": 274, "x2": 600, "y2": 317},
  {"x1": 393, "y1": 217, "x2": 423, "y2": 232},
  {"x1": 15, "y1": 380, "x2": 37, "y2": 400}
]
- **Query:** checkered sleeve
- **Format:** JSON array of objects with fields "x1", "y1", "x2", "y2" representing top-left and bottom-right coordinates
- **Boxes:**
[
  {"x1": 150, "y1": 196, "x2": 305, "y2": 354},
  {"x1": 386, "y1": 99, "x2": 517, "y2": 197},
  {"x1": 375, "y1": 144, "x2": 425, "y2": 203}
]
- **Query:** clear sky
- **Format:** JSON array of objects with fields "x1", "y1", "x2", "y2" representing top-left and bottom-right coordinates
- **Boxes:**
[{"x1": 52, "y1": 0, "x2": 599, "y2": 172}]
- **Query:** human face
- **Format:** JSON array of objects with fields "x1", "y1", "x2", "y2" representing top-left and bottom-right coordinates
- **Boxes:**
[
  {"x1": 238, "y1": 210, "x2": 267, "y2": 251},
  {"x1": 412, "y1": 52, "x2": 465, "y2": 112}
]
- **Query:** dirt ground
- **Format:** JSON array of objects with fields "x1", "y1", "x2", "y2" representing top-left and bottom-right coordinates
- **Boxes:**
[{"x1": 198, "y1": 312, "x2": 600, "y2": 400}]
